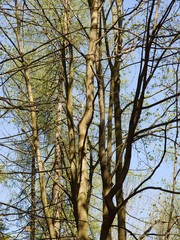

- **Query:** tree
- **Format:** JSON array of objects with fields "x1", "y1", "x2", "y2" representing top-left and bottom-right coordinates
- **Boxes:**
[{"x1": 0, "y1": 0, "x2": 179, "y2": 239}]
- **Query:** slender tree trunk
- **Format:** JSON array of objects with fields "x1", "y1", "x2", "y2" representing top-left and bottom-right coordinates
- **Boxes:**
[
  {"x1": 116, "y1": 191, "x2": 126, "y2": 240},
  {"x1": 61, "y1": 0, "x2": 78, "y2": 228},
  {"x1": 113, "y1": 1, "x2": 126, "y2": 239},
  {"x1": 15, "y1": 3, "x2": 56, "y2": 238},
  {"x1": 96, "y1": 7, "x2": 113, "y2": 239},
  {"x1": 77, "y1": 1, "x2": 99, "y2": 238},
  {"x1": 52, "y1": 85, "x2": 62, "y2": 238},
  {"x1": 30, "y1": 155, "x2": 36, "y2": 240},
  {"x1": 25, "y1": 69, "x2": 56, "y2": 239},
  {"x1": 100, "y1": 211, "x2": 116, "y2": 240},
  {"x1": 164, "y1": 65, "x2": 179, "y2": 240},
  {"x1": 101, "y1": 0, "x2": 126, "y2": 238}
]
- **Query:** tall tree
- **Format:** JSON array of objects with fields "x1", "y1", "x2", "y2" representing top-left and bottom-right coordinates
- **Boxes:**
[{"x1": 0, "y1": 0, "x2": 179, "y2": 239}]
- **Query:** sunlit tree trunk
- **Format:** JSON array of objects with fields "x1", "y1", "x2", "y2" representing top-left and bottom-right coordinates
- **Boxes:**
[
  {"x1": 15, "y1": 2, "x2": 56, "y2": 239},
  {"x1": 30, "y1": 155, "x2": 36, "y2": 240},
  {"x1": 52, "y1": 82, "x2": 63, "y2": 238},
  {"x1": 77, "y1": 0, "x2": 99, "y2": 238},
  {"x1": 164, "y1": 65, "x2": 179, "y2": 240}
]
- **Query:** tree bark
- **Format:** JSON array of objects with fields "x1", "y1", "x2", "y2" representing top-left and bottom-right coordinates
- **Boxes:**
[
  {"x1": 15, "y1": 3, "x2": 56, "y2": 238},
  {"x1": 30, "y1": 155, "x2": 36, "y2": 240},
  {"x1": 52, "y1": 90, "x2": 62, "y2": 238},
  {"x1": 77, "y1": 1, "x2": 99, "y2": 239},
  {"x1": 96, "y1": 9, "x2": 112, "y2": 239}
]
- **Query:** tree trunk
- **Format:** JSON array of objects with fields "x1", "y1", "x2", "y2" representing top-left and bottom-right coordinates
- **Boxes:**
[
  {"x1": 52, "y1": 90, "x2": 62, "y2": 238},
  {"x1": 96, "y1": 7, "x2": 113, "y2": 239},
  {"x1": 14, "y1": 3, "x2": 56, "y2": 238},
  {"x1": 77, "y1": 0, "x2": 99, "y2": 239},
  {"x1": 116, "y1": 190, "x2": 126, "y2": 240},
  {"x1": 113, "y1": 1, "x2": 126, "y2": 239},
  {"x1": 30, "y1": 155, "x2": 36, "y2": 240}
]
